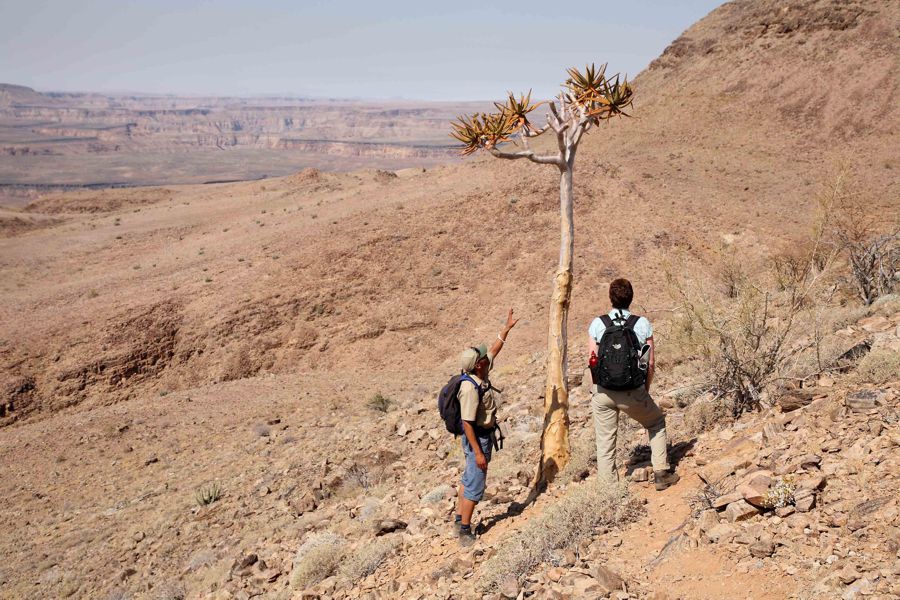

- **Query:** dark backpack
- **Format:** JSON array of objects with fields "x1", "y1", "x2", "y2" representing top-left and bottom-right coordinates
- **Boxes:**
[
  {"x1": 437, "y1": 373, "x2": 483, "y2": 435},
  {"x1": 591, "y1": 312, "x2": 647, "y2": 391}
]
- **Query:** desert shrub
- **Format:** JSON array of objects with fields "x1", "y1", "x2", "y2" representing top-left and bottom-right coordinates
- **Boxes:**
[
  {"x1": 683, "y1": 394, "x2": 736, "y2": 435},
  {"x1": 819, "y1": 170, "x2": 899, "y2": 305},
  {"x1": 852, "y1": 348, "x2": 900, "y2": 385},
  {"x1": 252, "y1": 423, "x2": 271, "y2": 437},
  {"x1": 335, "y1": 464, "x2": 392, "y2": 501},
  {"x1": 104, "y1": 589, "x2": 130, "y2": 600},
  {"x1": 367, "y1": 393, "x2": 392, "y2": 413},
  {"x1": 763, "y1": 475, "x2": 797, "y2": 508},
  {"x1": 420, "y1": 484, "x2": 451, "y2": 504},
  {"x1": 559, "y1": 433, "x2": 596, "y2": 483},
  {"x1": 195, "y1": 483, "x2": 222, "y2": 506},
  {"x1": 479, "y1": 482, "x2": 643, "y2": 591},
  {"x1": 338, "y1": 536, "x2": 399, "y2": 584},
  {"x1": 152, "y1": 582, "x2": 186, "y2": 600},
  {"x1": 718, "y1": 245, "x2": 747, "y2": 299},
  {"x1": 290, "y1": 532, "x2": 346, "y2": 589},
  {"x1": 667, "y1": 230, "x2": 833, "y2": 417},
  {"x1": 345, "y1": 464, "x2": 372, "y2": 490},
  {"x1": 763, "y1": 476, "x2": 797, "y2": 509}
]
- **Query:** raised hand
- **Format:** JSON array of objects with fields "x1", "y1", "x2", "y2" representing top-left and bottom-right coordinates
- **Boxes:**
[{"x1": 505, "y1": 308, "x2": 519, "y2": 331}]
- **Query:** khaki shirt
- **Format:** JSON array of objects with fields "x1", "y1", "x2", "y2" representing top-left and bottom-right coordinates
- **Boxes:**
[{"x1": 458, "y1": 352, "x2": 499, "y2": 429}]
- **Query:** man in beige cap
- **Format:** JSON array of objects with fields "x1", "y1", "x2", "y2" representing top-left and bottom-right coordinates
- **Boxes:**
[{"x1": 455, "y1": 309, "x2": 518, "y2": 545}]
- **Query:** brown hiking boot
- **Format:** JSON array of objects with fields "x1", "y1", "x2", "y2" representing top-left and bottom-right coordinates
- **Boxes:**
[
  {"x1": 654, "y1": 470, "x2": 680, "y2": 491},
  {"x1": 458, "y1": 527, "x2": 476, "y2": 547}
]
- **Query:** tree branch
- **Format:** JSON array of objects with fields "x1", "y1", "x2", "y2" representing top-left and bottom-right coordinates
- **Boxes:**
[
  {"x1": 488, "y1": 147, "x2": 562, "y2": 165},
  {"x1": 571, "y1": 119, "x2": 591, "y2": 147},
  {"x1": 523, "y1": 124, "x2": 550, "y2": 138}
]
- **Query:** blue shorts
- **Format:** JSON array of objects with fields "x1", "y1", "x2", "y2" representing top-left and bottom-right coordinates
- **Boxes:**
[{"x1": 461, "y1": 433, "x2": 493, "y2": 502}]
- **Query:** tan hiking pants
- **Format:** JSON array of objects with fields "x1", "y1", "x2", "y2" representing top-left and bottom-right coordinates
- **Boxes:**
[{"x1": 591, "y1": 384, "x2": 669, "y2": 481}]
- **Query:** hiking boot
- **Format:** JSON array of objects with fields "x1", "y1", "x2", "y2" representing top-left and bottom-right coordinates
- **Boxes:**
[
  {"x1": 654, "y1": 470, "x2": 680, "y2": 491},
  {"x1": 458, "y1": 527, "x2": 476, "y2": 547}
]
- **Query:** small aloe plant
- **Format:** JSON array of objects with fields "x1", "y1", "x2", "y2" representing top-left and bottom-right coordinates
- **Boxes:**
[{"x1": 195, "y1": 482, "x2": 223, "y2": 506}]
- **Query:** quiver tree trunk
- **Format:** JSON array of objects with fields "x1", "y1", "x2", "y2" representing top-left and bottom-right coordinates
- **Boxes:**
[{"x1": 537, "y1": 164, "x2": 574, "y2": 485}]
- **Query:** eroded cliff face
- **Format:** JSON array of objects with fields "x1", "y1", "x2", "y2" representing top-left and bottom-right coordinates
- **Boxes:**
[{"x1": 0, "y1": 88, "x2": 488, "y2": 186}]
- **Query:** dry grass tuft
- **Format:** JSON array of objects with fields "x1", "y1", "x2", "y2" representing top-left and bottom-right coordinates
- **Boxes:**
[
  {"x1": 290, "y1": 532, "x2": 346, "y2": 589},
  {"x1": 479, "y1": 482, "x2": 643, "y2": 591},
  {"x1": 367, "y1": 393, "x2": 393, "y2": 413},
  {"x1": 338, "y1": 536, "x2": 400, "y2": 584},
  {"x1": 852, "y1": 348, "x2": 900, "y2": 385},
  {"x1": 559, "y1": 432, "x2": 596, "y2": 483},
  {"x1": 683, "y1": 394, "x2": 735, "y2": 436}
]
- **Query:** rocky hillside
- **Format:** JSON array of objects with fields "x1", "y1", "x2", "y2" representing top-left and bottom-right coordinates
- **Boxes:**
[{"x1": 0, "y1": 299, "x2": 895, "y2": 599}]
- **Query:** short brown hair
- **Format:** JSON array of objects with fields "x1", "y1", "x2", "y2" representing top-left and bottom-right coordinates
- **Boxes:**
[{"x1": 609, "y1": 278, "x2": 634, "y2": 309}]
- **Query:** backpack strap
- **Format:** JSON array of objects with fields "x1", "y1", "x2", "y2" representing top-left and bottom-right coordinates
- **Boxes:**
[
  {"x1": 624, "y1": 314, "x2": 640, "y2": 330},
  {"x1": 459, "y1": 373, "x2": 486, "y2": 401},
  {"x1": 599, "y1": 314, "x2": 614, "y2": 328}
]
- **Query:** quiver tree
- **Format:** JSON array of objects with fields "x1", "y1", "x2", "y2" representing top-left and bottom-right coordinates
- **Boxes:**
[{"x1": 451, "y1": 64, "x2": 634, "y2": 485}]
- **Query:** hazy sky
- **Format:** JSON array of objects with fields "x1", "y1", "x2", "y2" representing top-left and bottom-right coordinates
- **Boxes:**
[{"x1": 0, "y1": 0, "x2": 723, "y2": 100}]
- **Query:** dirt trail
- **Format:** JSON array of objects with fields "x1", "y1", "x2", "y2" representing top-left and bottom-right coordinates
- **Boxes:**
[{"x1": 391, "y1": 471, "x2": 797, "y2": 599}]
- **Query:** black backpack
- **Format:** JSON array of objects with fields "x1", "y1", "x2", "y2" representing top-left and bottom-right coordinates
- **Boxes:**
[
  {"x1": 437, "y1": 373, "x2": 483, "y2": 435},
  {"x1": 591, "y1": 312, "x2": 647, "y2": 391}
]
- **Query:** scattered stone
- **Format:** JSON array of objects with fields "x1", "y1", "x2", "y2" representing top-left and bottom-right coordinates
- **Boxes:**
[
  {"x1": 797, "y1": 474, "x2": 826, "y2": 491},
  {"x1": 289, "y1": 493, "x2": 317, "y2": 516},
  {"x1": 775, "y1": 506, "x2": 795, "y2": 518},
  {"x1": 396, "y1": 422, "x2": 409, "y2": 437},
  {"x1": 838, "y1": 565, "x2": 859, "y2": 585},
  {"x1": 738, "y1": 473, "x2": 773, "y2": 508},
  {"x1": 712, "y1": 491, "x2": 743, "y2": 509},
  {"x1": 631, "y1": 467, "x2": 650, "y2": 482},
  {"x1": 701, "y1": 437, "x2": 757, "y2": 482},
  {"x1": 569, "y1": 573, "x2": 602, "y2": 596},
  {"x1": 591, "y1": 565, "x2": 625, "y2": 594},
  {"x1": 549, "y1": 548, "x2": 576, "y2": 567},
  {"x1": 132, "y1": 531, "x2": 145, "y2": 542},
  {"x1": 845, "y1": 389, "x2": 887, "y2": 412},
  {"x1": 842, "y1": 577, "x2": 873, "y2": 600},
  {"x1": 498, "y1": 574, "x2": 519, "y2": 598},
  {"x1": 374, "y1": 519, "x2": 407, "y2": 536},
  {"x1": 724, "y1": 500, "x2": 759, "y2": 523},
  {"x1": 858, "y1": 315, "x2": 890, "y2": 332},
  {"x1": 749, "y1": 540, "x2": 775, "y2": 558},
  {"x1": 697, "y1": 510, "x2": 720, "y2": 533},
  {"x1": 705, "y1": 523, "x2": 737, "y2": 543},
  {"x1": 794, "y1": 490, "x2": 816, "y2": 513},
  {"x1": 777, "y1": 388, "x2": 824, "y2": 412}
]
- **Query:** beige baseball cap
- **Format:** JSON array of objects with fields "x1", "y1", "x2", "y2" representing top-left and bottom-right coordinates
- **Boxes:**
[{"x1": 459, "y1": 344, "x2": 488, "y2": 373}]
